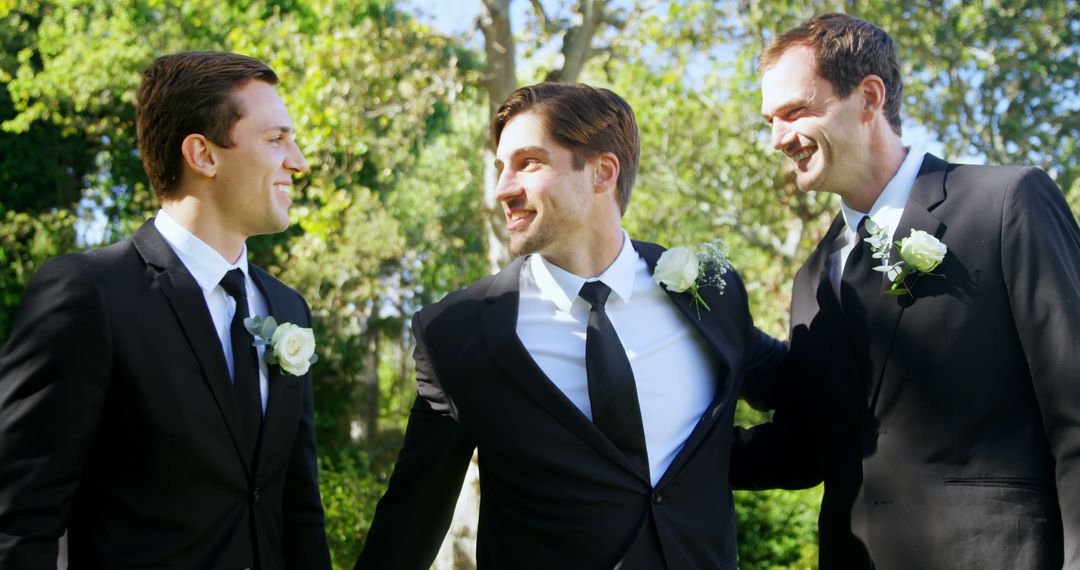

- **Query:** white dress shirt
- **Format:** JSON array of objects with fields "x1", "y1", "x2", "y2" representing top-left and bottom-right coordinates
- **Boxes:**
[
  {"x1": 516, "y1": 231, "x2": 720, "y2": 486},
  {"x1": 829, "y1": 147, "x2": 926, "y2": 300},
  {"x1": 155, "y1": 209, "x2": 269, "y2": 413}
]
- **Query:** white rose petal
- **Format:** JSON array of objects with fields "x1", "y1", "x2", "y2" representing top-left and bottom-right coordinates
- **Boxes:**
[
  {"x1": 653, "y1": 247, "x2": 699, "y2": 292},
  {"x1": 899, "y1": 229, "x2": 947, "y2": 273},
  {"x1": 271, "y1": 322, "x2": 316, "y2": 376}
]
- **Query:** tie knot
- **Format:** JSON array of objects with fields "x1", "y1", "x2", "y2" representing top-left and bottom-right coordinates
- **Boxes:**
[
  {"x1": 856, "y1": 216, "x2": 871, "y2": 240},
  {"x1": 578, "y1": 280, "x2": 612, "y2": 309},
  {"x1": 220, "y1": 268, "x2": 247, "y2": 300}
]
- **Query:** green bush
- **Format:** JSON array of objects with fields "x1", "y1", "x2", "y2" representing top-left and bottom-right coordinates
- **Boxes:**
[
  {"x1": 735, "y1": 486, "x2": 821, "y2": 570},
  {"x1": 0, "y1": 208, "x2": 78, "y2": 342},
  {"x1": 318, "y1": 446, "x2": 388, "y2": 570}
]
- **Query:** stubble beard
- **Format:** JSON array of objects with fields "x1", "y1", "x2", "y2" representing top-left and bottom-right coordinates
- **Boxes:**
[{"x1": 509, "y1": 217, "x2": 557, "y2": 258}]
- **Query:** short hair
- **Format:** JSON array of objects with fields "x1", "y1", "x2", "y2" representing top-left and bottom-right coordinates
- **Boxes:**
[
  {"x1": 760, "y1": 13, "x2": 903, "y2": 135},
  {"x1": 136, "y1": 51, "x2": 278, "y2": 199},
  {"x1": 493, "y1": 83, "x2": 640, "y2": 214}
]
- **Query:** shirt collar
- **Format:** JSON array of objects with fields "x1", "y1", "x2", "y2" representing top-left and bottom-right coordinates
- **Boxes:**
[
  {"x1": 841, "y1": 146, "x2": 925, "y2": 235},
  {"x1": 529, "y1": 230, "x2": 638, "y2": 312},
  {"x1": 154, "y1": 208, "x2": 249, "y2": 293}
]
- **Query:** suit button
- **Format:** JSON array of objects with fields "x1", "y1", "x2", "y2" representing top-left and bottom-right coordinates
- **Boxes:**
[
  {"x1": 251, "y1": 488, "x2": 261, "y2": 504},
  {"x1": 651, "y1": 492, "x2": 663, "y2": 504}
]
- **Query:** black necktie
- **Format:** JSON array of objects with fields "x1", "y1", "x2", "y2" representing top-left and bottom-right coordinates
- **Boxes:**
[
  {"x1": 578, "y1": 281, "x2": 649, "y2": 477},
  {"x1": 840, "y1": 217, "x2": 880, "y2": 378},
  {"x1": 220, "y1": 269, "x2": 262, "y2": 456}
]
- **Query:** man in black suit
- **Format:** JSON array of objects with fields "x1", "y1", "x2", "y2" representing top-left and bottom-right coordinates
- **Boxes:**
[
  {"x1": 0, "y1": 51, "x2": 331, "y2": 568},
  {"x1": 356, "y1": 83, "x2": 784, "y2": 569},
  {"x1": 733, "y1": 13, "x2": 1080, "y2": 569}
]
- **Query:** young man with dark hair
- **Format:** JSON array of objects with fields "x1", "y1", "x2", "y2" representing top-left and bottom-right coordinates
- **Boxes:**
[
  {"x1": 733, "y1": 13, "x2": 1080, "y2": 569},
  {"x1": 356, "y1": 82, "x2": 784, "y2": 569},
  {"x1": 0, "y1": 51, "x2": 332, "y2": 569}
]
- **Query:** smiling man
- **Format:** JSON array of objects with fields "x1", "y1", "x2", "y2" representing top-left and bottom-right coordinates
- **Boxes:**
[
  {"x1": 0, "y1": 51, "x2": 331, "y2": 568},
  {"x1": 732, "y1": 13, "x2": 1080, "y2": 569},
  {"x1": 355, "y1": 83, "x2": 784, "y2": 569}
]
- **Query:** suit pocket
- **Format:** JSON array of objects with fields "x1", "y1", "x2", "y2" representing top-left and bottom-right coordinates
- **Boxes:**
[
  {"x1": 943, "y1": 475, "x2": 1045, "y2": 490},
  {"x1": 933, "y1": 480, "x2": 1058, "y2": 568}
]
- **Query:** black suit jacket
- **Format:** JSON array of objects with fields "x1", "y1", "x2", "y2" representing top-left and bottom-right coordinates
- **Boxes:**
[
  {"x1": 733, "y1": 155, "x2": 1080, "y2": 569},
  {"x1": 356, "y1": 240, "x2": 783, "y2": 569},
  {"x1": 0, "y1": 220, "x2": 331, "y2": 569}
]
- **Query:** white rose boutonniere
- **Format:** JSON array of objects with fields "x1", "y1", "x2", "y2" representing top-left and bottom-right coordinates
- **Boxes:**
[
  {"x1": 653, "y1": 247, "x2": 698, "y2": 291},
  {"x1": 866, "y1": 220, "x2": 947, "y2": 296},
  {"x1": 244, "y1": 315, "x2": 318, "y2": 376},
  {"x1": 899, "y1": 230, "x2": 947, "y2": 273},
  {"x1": 653, "y1": 238, "x2": 732, "y2": 317}
]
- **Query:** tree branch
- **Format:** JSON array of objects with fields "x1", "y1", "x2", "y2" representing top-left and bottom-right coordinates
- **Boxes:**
[
  {"x1": 546, "y1": 0, "x2": 605, "y2": 83},
  {"x1": 479, "y1": 0, "x2": 517, "y2": 120}
]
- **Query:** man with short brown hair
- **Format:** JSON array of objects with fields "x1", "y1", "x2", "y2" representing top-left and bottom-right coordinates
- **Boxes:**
[
  {"x1": 733, "y1": 13, "x2": 1080, "y2": 569},
  {"x1": 356, "y1": 82, "x2": 784, "y2": 569},
  {"x1": 0, "y1": 51, "x2": 331, "y2": 568}
]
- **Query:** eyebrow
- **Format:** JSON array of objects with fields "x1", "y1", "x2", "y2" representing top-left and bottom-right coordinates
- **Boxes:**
[
  {"x1": 261, "y1": 126, "x2": 294, "y2": 135},
  {"x1": 494, "y1": 146, "x2": 551, "y2": 169},
  {"x1": 761, "y1": 96, "x2": 807, "y2": 122}
]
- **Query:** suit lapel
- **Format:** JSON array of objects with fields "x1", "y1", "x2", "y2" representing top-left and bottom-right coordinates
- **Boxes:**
[
  {"x1": 633, "y1": 241, "x2": 734, "y2": 377},
  {"x1": 864, "y1": 154, "x2": 948, "y2": 410},
  {"x1": 632, "y1": 241, "x2": 743, "y2": 483},
  {"x1": 132, "y1": 220, "x2": 253, "y2": 478},
  {"x1": 249, "y1": 268, "x2": 295, "y2": 476},
  {"x1": 798, "y1": 214, "x2": 847, "y2": 325},
  {"x1": 791, "y1": 215, "x2": 872, "y2": 417},
  {"x1": 480, "y1": 258, "x2": 649, "y2": 482}
]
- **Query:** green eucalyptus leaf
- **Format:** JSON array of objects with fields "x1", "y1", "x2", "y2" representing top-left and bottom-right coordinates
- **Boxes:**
[
  {"x1": 244, "y1": 316, "x2": 263, "y2": 336},
  {"x1": 261, "y1": 316, "x2": 278, "y2": 341}
]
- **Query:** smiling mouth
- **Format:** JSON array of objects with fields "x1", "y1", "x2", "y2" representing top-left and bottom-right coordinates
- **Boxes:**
[
  {"x1": 506, "y1": 209, "x2": 535, "y2": 231},
  {"x1": 273, "y1": 183, "x2": 291, "y2": 196},
  {"x1": 787, "y1": 145, "x2": 817, "y2": 168}
]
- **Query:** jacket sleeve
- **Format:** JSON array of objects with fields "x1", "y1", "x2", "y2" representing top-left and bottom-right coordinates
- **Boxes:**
[
  {"x1": 999, "y1": 167, "x2": 1080, "y2": 567},
  {"x1": 280, "y1": 295, "x2": 333, "y2": 569},
  {"x1": 730, "y1": 268, "x2": 822, "y2": 492},
  {"x1": 354, "y1": 312, "x2": 475, "y2": 570},
  {"x1": 731, "y1": 346, "x2": 823, "y2": 491},
  {"x1": 0, "y1": 255, "x2": 111, "y2": 568}
]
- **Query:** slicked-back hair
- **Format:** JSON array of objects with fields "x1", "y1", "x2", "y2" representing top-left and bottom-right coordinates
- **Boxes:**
[
  {"x1": 493, "y1": 83, "x2": 640, "y2": 215},
  {"x1": 136, "y1": 51, "x2": 278, "y2": 199},
  {"x1": 760, "y1": 13, "x2": 903, "y2": 135}
]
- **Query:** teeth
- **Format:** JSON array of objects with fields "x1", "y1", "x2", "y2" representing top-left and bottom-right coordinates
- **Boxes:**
[
  {"x1": 510, "y1": 211, "x2": 531, "y2": 221},
  {"x1": 274, "y1": 184, "x2": 291, "y2": 195},
  {"x1": 791, "y1": 148, "x2": 814, "y2": 162}
]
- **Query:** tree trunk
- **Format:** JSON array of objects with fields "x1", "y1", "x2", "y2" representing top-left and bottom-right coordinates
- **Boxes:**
[
  {"x1": 480, "y1": 0, "x2": 518, "y2": 273},
  {"x1": 364, "y1": 331, "x2": 380, "y2": 450}
]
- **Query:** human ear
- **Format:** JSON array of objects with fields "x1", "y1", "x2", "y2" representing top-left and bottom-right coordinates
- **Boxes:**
[
  {"x1": 859, "y1": 74, "x2": 887, "y2": 118},
  {"x1": 593, "y1": 152, "x2": 620, "y2": 192},
  {"x1": 180, "y1": 134, "x2": 218, "y2": 178}
]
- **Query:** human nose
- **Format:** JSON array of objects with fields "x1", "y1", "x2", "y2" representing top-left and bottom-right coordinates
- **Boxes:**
[
  {"x1": 770, "y1": 118, "x2": 795, "y2": 151},
  {"x1": 286, "y1": 140, "x2": 309, "y2": 175},
  {"x1": 494, "y1": 169, "x2": 522, "y2": 204}
]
